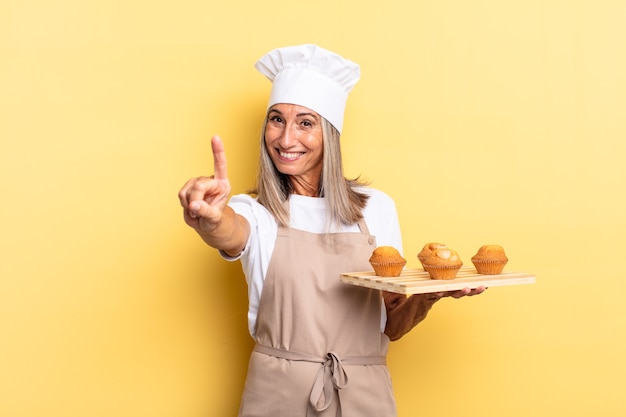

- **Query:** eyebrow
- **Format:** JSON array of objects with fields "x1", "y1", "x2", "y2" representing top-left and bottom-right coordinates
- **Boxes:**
[{"x1": 268, "y1": 109, "x2": 319, "y2": 119}]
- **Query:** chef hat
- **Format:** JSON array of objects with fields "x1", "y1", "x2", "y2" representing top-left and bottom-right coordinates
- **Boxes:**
[{"x1": 255, "y1": 44, "x2": 360, "y2": 133}]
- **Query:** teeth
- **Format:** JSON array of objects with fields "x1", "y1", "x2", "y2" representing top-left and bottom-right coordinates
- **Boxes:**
[{"x1": 280, "y1": 151, "x2": 303, "y2": 159}]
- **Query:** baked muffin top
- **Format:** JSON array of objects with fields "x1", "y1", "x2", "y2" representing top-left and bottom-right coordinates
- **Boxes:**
[
  {"x1": 424, "y1": 248, "x2": 463, "y2": 266},
  {"x1": 417, "y1": 242, "x2": 447, "y2": 259},
  {"x1": 369, "y1": 246, "x2": 406, "y2": 264},
  {"x1": 471, "y1": 244, "x2": 508, "y2": 261}
]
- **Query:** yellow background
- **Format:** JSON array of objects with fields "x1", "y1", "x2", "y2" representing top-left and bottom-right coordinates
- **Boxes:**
[{"x1": 2, "y1": 1, "x2": 625, "y2": 416}]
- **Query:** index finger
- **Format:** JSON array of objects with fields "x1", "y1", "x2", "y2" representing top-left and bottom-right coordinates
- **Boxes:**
[{"x1": 211, "y1": 135, "x2": 228, "y2": 180}]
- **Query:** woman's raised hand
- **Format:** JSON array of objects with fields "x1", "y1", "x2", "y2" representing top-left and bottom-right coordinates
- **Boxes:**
[{"x1": 178, "y1": 136, "x2": 232, "y2": 234}]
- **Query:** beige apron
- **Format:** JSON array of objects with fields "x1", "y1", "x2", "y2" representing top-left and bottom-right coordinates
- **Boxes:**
[{"x1": 238, "y1": 218, "x2": 397, "y2": 417}]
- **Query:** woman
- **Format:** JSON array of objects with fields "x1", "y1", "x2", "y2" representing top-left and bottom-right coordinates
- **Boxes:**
[{"x1": 179, "y1": 44, "x2": 484, "y2": 417}]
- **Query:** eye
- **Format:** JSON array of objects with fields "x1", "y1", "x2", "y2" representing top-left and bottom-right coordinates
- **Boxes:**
[{"x1": 268, "y1": 115, "x2": 284, "y2": 124}]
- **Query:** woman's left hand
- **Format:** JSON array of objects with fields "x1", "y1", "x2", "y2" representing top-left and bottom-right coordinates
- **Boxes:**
[
  {"x1": 383, "y1": 286, "x2": 487, "y2": 341},
  {"x1": 428, "y1": 286, "x2": 487, "y2": 301}
]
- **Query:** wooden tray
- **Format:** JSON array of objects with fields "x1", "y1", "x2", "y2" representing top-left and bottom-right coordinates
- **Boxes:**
[{"x1": 340, "y1": 267, "x2": 535, "y2": 295}]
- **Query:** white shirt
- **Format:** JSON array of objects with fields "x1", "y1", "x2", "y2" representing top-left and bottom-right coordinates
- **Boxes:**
[{"x1": 221, "y1": 187, "x2": 403, "y2": 337}]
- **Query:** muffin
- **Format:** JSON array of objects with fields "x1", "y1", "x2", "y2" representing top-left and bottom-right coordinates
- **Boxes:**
[
  {"x1": 422, "y1": 248, "x2": 463, "y2": 280},
  {"x1": 369, "y1": 246, "x2": 407, "y2": 277},
  {"x1": 471, "y1": 244, "x2": 508, "y2": 274},
  {"x1": 417, "y1": 242, "x2": 447, "y2": 269}
]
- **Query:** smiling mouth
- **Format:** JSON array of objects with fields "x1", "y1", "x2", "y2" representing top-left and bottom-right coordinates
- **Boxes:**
[{"x1": 278, "y1": 150, "x2": 305, "y2": 160}]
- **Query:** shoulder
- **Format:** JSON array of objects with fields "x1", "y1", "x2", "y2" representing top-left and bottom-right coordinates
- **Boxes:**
[
  {"x1": 226, "y1": 193, "x2": 278, "y2": 261},
  {"x1": 228, "y1": 194, "x2": 275, "y2": 229},
  {"x1": 358, "y1": 186, "x2": 398, "y2": 213},
  {"x1": 357, "y1": 186, "x2": 403, "y2": 250},
  {"x1": 228, "y1": 194, "x2": 266, "y2": 213}
]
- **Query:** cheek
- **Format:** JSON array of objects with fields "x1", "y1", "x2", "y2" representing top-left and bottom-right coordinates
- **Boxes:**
[
  {"x1": 309, "y1": 137, "x2": 324, "y2": 155},
  {"x1": 264, "y1": 125, "x2": 281, "y2": 144},
  {"x1": 263, "y1": 129, "x2": 275, "y2": 147},
  {"x1": 263, "y1": 139, "x2": 276, "y2": 162}
]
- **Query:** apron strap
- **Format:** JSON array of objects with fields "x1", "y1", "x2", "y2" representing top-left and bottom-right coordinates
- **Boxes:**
[
  {"x1": 254, "y1": 343, "x2": 386, "y2": 416},
  {"x1": 356, "y1": 217, "x2": 370, "y2": 235}
]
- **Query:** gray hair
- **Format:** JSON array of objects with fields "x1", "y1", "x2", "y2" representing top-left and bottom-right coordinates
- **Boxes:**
[{"x1": 252, "y1": 112, "x2": 369, "y2": 229}]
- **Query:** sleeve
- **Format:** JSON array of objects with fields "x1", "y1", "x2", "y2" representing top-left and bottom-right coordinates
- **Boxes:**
[
  {"x1": 217, "y1": 194, "x2": 257, "y2": 262},
  {"x1": 361, "y1": 188, "x2": 404, "y2": 332},
  {"x1": 218, "y1": 194, "x2": 278, "y2": 261},
  {"x1": 217, "y1": 194, "x2": 278, "y2": 289},
  {"x1": 217, "y1": 194, "x2": 278, "y2": 338},
  {"x1": 362, "y1": 188, "x2": 403, "y2": 253}
]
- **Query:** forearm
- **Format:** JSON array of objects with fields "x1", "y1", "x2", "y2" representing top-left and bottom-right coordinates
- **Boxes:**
[
  {"x1": 383, "y1": 292, "x2": 439, "y2": 341},
  {"x1": 195, "y1": 205, "x2": 249, "y2": 257}
]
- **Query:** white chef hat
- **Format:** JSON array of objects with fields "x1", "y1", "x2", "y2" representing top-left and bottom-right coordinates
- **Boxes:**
[{"x1": 254, "y1": 44, "x2": 360, "y2": 133}]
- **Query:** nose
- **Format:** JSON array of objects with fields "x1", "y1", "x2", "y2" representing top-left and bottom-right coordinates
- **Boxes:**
[{"x1": 278, "y1": 123, "x2": 299, "y2": 148}]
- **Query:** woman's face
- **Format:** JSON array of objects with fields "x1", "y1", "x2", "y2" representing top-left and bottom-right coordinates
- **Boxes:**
[{"x1": 264, "y1": 103, "x2": 324, "y2": 194}]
